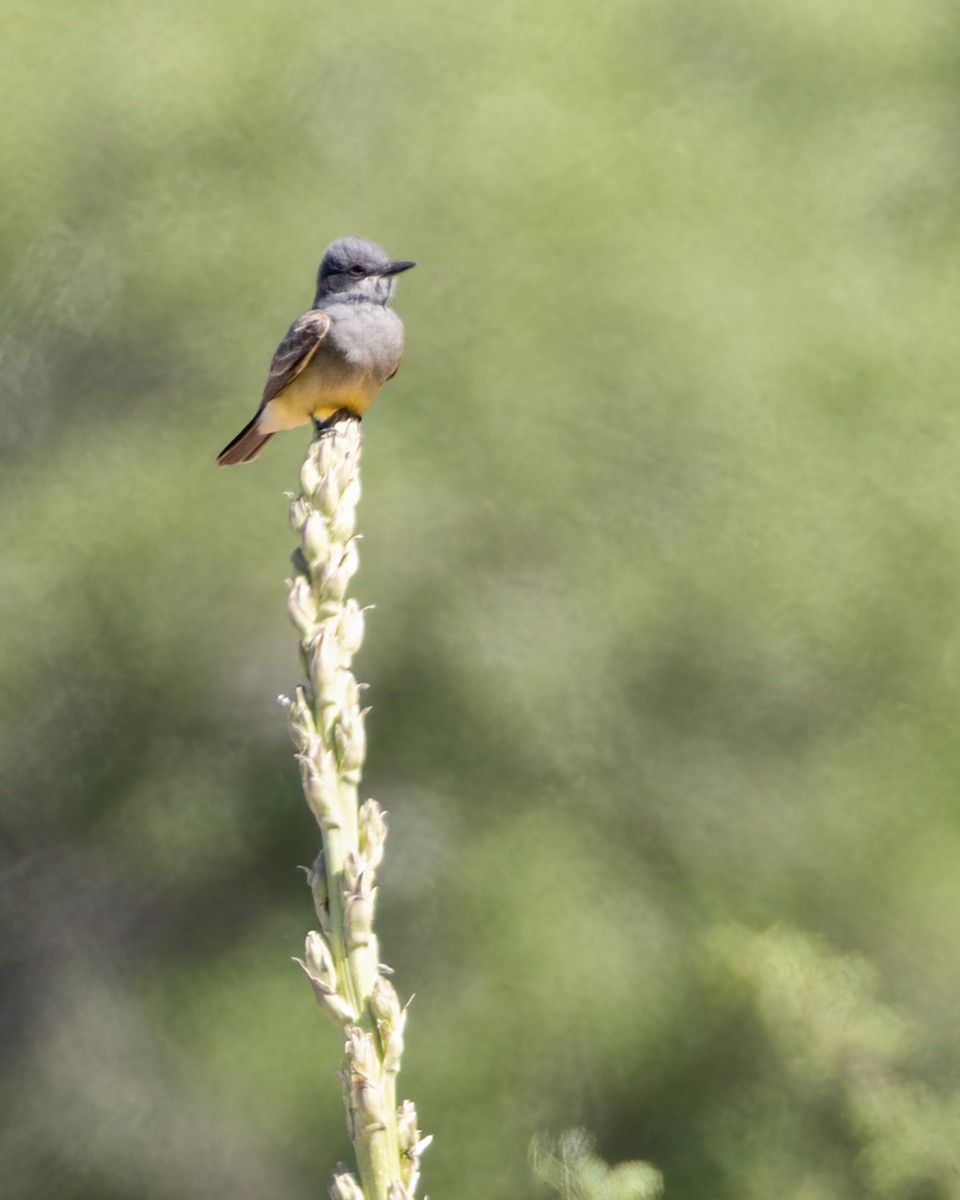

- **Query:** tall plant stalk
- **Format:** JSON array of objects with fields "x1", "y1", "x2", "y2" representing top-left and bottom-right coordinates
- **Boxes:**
[{"x1": 283, "y1": 418, "x2": 429, "y2": 1200}]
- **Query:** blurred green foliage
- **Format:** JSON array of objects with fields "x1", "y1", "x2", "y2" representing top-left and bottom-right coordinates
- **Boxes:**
[{"x1": 3, "y1": 0, "x2": 960, "y2": 1196}]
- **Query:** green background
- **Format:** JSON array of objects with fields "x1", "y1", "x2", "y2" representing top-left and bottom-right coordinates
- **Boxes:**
[{"x1": 3, "y1": 1, "x2": 960, "y2": 1196}]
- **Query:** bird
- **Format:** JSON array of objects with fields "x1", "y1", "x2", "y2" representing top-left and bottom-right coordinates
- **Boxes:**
[{"x1": 216, "y1": 236, "x2": 415, "y2": 466}]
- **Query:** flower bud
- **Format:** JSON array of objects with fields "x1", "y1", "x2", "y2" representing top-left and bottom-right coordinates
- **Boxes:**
[
  {"x1": 299, "y1": 751, "x2": 342, "y2": 828},
  {"x1": 330, "y1": 437, "x2": 353, "y2": 483},
  {"x1": 309, "y1": 626, "x2": 342, "y2": 705},
  {"x1": 323, "y1": 540, "x2": 360, "y2": 604},
  {"x1": 305, "y1": 856, "x2": 329, "y2": 924},
  {"x1": 335, "y1": 708, "x2": 367, "y2": 776},
  {"x1": 338, "y1": 600, "x2": 365, "y2": 657},
  {"x1": 303, "y1": 930, "x2": 336, "y2": 987},
  {"x1": 369, "y1": 976, "x2": 402, "y2": 1030},
  {"x1": 294, "y1": 934, "x2": 356, "y2": 1025},
  {"x1": 340, "y1": 476, "x2": 362, "y2": 514},
  {"x1": 343, "y1": 1027, "x2": 387, "y2": 1133},
  {"x1": 300, "y1": 453, "x2": 322, "y2": 498},
  {"x1": 286, "y1": 576, "x2": 319, "y2": 636},
  {"x1": 342, "y1": 850, "x2": 361, "y2": 895},
  {"x1": 359, "y1": 800, "x2": 387, "y2": 870},
  {"x1": 289, "y1": 496, "x2": 310, "y2": 533},
  {"x1": 338, "y1": 670, "x2": 360, "y2": 714},
  {"x1": 302, "y1": 509, "x2": 331, "y2": 567},
  {"x1": 304, "y1": 986, "x2": 357, "y2": 1027},
  {"x1": 316, "y1": 470, "x2": 340, "y2": 518},
  {"x1": 329, "y1": 498, "x2": 357, "y2": 544},
  {"x1": 328, "y1": 1167, "x2": 364, "y2": 1200},
  {"x1": 396, "y1": 1101, "x2": 431, "y2": 1196},
  {"x1": 344, "y1": 1025, "x2": 379, "y2": 1075},
  {"x1": 345, "y1": 870, "x2": 377, "y2": 949},
  {"x1": 315, "y1": 434, "x2": 339, "y2": 479},
  {"x1": 283, "y1": 686, "x2": 315, "y2": 751},
  {"x1": 382, "y1": 1026, "x2": 405, "y2": 1078},
  {"x1": 397, "y1": 1100, "x2": 418, "y2": 1153}
]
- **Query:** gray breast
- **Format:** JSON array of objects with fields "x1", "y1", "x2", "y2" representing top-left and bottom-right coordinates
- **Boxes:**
[{"x1": 324, "y1": 302, "x2": 405, "y2": 381}]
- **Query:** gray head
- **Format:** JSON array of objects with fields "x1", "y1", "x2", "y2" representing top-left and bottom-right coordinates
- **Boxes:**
[{"x1": 314, "y1": 236, "x2": 415, "y2": 305}]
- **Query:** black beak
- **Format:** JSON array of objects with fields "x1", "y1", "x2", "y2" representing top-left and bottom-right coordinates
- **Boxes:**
[{"x1": 382, "y1": 260, "x2": 416, "y2": 276}]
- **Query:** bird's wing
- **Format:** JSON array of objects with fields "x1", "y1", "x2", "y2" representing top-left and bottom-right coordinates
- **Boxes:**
[{"x1": 260, "y1": 310, "x2": 332, "y2": 405}]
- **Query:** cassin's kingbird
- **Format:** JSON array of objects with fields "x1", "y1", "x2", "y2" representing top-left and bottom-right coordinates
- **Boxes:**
[{"x1": 216, "y1": 236, "x2": 414, "y2": 466}]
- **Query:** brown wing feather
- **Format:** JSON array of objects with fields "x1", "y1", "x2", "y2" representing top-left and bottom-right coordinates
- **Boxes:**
[{"x1": 261, "y1": 310, "x2": 332, "y2": 405}]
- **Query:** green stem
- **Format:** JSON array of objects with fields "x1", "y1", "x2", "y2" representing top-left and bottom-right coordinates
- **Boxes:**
[{"x1": 285, "y1": 420, "x2": 428, "y2": 1200}]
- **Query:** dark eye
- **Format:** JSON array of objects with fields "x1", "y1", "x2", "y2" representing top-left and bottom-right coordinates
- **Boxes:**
[{"x1": 349, "y1": 264, "x2": 365, "y2": 276}]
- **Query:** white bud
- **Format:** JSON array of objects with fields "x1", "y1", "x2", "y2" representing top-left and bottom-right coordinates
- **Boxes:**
[
  {"x1": 397, "y1": 1100, "x2": 418, "y2": 1153},
  {"x1": 299, "y1": 751, "x2": 342, "y2": 828},
  {"x1": 359, "y1": 799, "x2": 387, "y2": 870},
  {"x1": 315, "y1": 435, "x2": 339, "y2": 478},
  {"x1": 338, "y1": 600, "x2": 365, "y2": 657},
  {"x1": 343, "y1": 1027, "x2": 387, "y2": 1132},
  {"x1": 328, "y1": 1167, "x2": 364, "y2": 1200},
  {"x1": 335, "y1": 707, "x2": 366, "y2": 775},
  {"x1": 345, "y1": 870, "x2": 377, "y2": 948},
  {"x1": 316, "y1": 471, "x2": 340, "y2": 518},
  {"x1": 302, "y1": 510, "x2": 331, "y2": 566},
  {"x1": 310, "y1": 626, "x2": 342, "y2": 705},
  {"x1": 329, "y1": 499, "x2": 357, "y2": 543},
  {"x1": 286, "y1": 576, "x2": 319, "y2": 636},
  {"x1": 323, "y1": 540, "x2": 360, "y2": 604},
  {"x1": 289, "y1": 496, "x2": 310, "y2": 532},
  {"x1": 370, "y1": 976, "x2": 403, "y2": 1029},
  {"x1": 300, "y1": 454, "x2": 322, "y2": 497},
  {"x1": 303, "y1": 930, "x2": 336, "y2": 986}
]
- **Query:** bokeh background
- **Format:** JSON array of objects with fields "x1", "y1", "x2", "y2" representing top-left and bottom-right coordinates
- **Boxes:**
[{"x1": 3, "y1": 1, "x2": 960, "y2": 1196}]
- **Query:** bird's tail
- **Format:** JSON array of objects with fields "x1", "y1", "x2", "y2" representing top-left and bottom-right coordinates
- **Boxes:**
[{"x1": 216, "y1": 417, "x2": 274, "y2": 466}]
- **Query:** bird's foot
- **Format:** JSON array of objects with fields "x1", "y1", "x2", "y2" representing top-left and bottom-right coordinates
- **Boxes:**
[{"x1": 312, "y1": 410, "x2": 363, "y2": 439}]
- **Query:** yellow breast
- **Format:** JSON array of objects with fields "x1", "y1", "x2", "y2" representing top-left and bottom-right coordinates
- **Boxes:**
[{"x1": 259, "y1": 365, "x2": 380, "y2": 433}]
